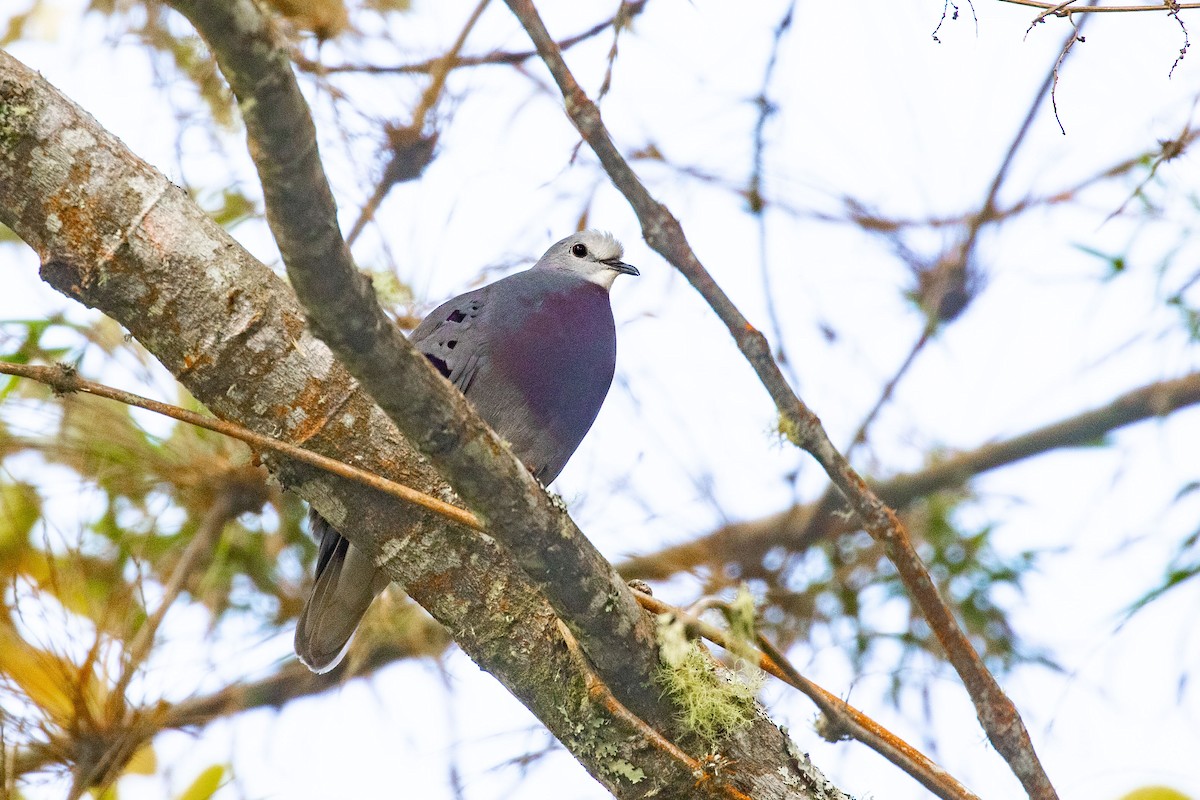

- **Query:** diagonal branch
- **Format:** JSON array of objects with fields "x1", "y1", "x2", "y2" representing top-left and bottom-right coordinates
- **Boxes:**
[
  {"x1": 503, "y1": 1, "x2": 1059, "y2": 797},
  {"x1": 4, "y1": 50, "x2": 841, "y2": 798},
  {"x1": 164, "y1": 0, "x2": 665, "y2": 724}
]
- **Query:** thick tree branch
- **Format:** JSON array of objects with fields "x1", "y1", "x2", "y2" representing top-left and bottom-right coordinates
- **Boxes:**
[
  {"x1": 0, "y1": 53, "x2": 663, "y2": 798},
  {"x1": 503, "y1": 2, "x2": 1058, "y2": 797},
  {"x1": 163, "y1": 0, "x2": 667, "y2": 725},
  {"x1": 0, "y1": 43, "x2": 839, "y2": 800},
  {"x1": 620, "y1": 372, "x2": 1200, "y2": 579}
]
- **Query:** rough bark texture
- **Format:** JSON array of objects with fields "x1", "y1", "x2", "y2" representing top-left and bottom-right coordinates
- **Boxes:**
[
  {"x1": 166, "y1": 0, "x2": 667, "y2": 726},
  {"x1": 0, "y1": 50, "x2": 848, "y2": 799}
]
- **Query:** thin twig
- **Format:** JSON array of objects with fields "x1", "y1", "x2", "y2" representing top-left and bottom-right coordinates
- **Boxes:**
[
  {"x1": 595, "y1": 1, "x2": 638, "y2": 101},
  {"x1": 345, "y1": 0, "x2": 490, "y2": 246},
  {"x1": 750, "y1": 2, "x2": 799, "y2": 388},
  {"x1": 1048, "y1": 13, "x2": 1085, "y2": 134},
  {"x1": 0, "y1": 362, "x2": 484, "y2": 533},
  {"x1": 503, "y1": 3, "x2": 1059, "y2": 797},
  {"x1": 291, "y1": 2, "x2": 648, "y2": 76},
  {"x1": 1001, "y1": 0, "x2": 1200, "y2": 11},
  {"x1": 631, "y1": 591, "x2": 983, "y2": 800}
]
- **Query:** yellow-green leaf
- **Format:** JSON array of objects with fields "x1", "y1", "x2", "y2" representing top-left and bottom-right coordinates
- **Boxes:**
[{"x1": 176, "y1": 765, "x2": 227, "y2": 800}]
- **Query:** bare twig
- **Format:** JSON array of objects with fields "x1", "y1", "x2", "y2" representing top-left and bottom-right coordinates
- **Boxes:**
[
  {"x1": 344, "y1": 0, "x2": 489, "y2": 245},
  {"x1": 1048, "y1": 12, "x2": 1085, "y2": 134},
  {"x1": 1169, "y1": 0, "x2": 1192, "y2": 75},
  {"x1": 504, "y1": 3, "x2": 1058, "y2": 795},
  {"x1": 0, "y1": 362, "x2": 485, "y2": 532},
  {"x1": 1002, "y1": 0, "x2": 1200, "y2": 11},
  {"x1": 750, "y1": 2, "x2": 798, "y2": 387},
  {"x1": 291, "y1": 2, "x2": 648, "y2": 76}
]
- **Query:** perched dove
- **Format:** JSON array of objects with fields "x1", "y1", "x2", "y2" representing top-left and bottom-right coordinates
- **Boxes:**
[{"x1": 296, "y1": 230, "x2": 639, "y2": 672}]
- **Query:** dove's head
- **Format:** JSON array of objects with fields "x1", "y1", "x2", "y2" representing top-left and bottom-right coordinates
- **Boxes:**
[{"x1": 534, "y1": 230, "x2": 639, "y2": 290}]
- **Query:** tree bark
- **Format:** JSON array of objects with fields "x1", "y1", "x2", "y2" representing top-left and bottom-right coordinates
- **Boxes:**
[{"x1": 0, "y1": 50, "x2": 847, "y2": 800}]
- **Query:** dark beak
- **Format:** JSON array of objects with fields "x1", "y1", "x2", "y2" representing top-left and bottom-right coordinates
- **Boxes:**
[{"x1": 603, "y1": 258, "x2": 640, "y2": 277}]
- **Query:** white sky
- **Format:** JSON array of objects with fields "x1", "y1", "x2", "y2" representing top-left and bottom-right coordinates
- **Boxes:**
[{"x1": 3, "y1": 1, "x2": 1200, "y2": 798}]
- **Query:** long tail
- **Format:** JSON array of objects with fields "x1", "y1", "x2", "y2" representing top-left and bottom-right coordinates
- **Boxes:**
[{"x1": 295, "y1": 510, "x2": 389, "y2": 673}]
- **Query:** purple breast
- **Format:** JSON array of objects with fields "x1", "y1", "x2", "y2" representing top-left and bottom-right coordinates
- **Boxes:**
[{"x1": 489, "y1": 277, "x2": 617, "y2": 437}]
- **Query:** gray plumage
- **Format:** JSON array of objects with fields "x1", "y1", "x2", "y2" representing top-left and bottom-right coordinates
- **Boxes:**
[{"x1": 295, "y1": 230, "x2": 638, "y2": 672}]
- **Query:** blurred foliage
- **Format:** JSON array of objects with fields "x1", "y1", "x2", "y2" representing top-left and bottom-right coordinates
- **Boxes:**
[
  {"x1": 175, "y1": 764, "x2": 228, "y2": 800},
  {"x1": 196, "y1": 188, "x2": 258, "y2": 231},
  {"x1": 0, "y1": 316, "x2": 316, "y2": 796},
  {"x1": 1127, "y1": 481, "x2": 1200, "y2": 614},
  {"x1": 704, "y1": 486, "x2": 1052, "y2": 708}
]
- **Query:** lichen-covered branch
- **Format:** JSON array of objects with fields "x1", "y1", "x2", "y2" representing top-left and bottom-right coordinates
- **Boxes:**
[
  {"x1": 164, "y1": 0, "x2": 668, "y2": 725},
  {"x1": 0, "y1": 42, "x2": 843, "y2": 800}
]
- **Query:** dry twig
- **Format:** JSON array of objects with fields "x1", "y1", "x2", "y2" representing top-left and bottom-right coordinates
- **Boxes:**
[{"x1": 0, "y1": 362, "x2": 483, "y2": 532}]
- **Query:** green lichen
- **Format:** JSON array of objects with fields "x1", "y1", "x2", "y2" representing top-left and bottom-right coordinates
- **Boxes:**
[
  {"x1": 656, "y1": 615, "x2": 761, "y2": 745},
  {"x1": 776, "y1": 410, "x2": 803, "y2": 447},
  {"x1": 725, "y1": 584, "x2": 759, "y2": 656},
  {"x1": 0, "y1": 101, "x2": 31, "y2": 152},
  {"x1": 605, "y1": 759, "x2": 646, "y2": 784}
]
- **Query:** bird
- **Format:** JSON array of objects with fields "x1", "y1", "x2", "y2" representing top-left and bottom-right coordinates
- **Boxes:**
[{"x1": 295, "y1": 230, "x2": 639, "y2": 672}]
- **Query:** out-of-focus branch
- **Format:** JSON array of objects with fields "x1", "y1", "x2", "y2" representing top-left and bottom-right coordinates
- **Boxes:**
[
  {"x1": 620, "y1": 371, "x2": 1200, "y2": 580},
  {"x1": 108, "y1": 491, "x2": 241, "y2": 716},
  {"x1": 291, "y1": 1, "x2": 648, "y2": 75},
  {"x1": 343, "y1": 0, "x2": 487, "y2": 245},
  {"x1": 12, "y1": 610, "x2": 451, "y2": 777},
  {"x1": 504, "y1": 2, "x2": 1059, "y2": 797}
]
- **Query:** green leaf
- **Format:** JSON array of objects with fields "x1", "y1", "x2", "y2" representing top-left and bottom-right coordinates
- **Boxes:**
[
  {"x1": 176, "y1": 765, "x2": 227, "y2": 800},
  {"x1": 0, "y1": 482, "x2": 41, "y2": 558},
  {"x1": 1118, "y1": 787, "x2": 1193, "y2": 800}
]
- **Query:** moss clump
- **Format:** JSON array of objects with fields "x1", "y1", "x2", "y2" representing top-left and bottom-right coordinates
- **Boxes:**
[{"x1": 656, "y1": 614, "x2": 761, "y2": 745}]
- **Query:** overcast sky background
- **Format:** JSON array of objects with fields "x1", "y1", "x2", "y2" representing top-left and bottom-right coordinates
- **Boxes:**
[{"x1": 4, "y1": 1, "x2": 1200, "y2": 798}]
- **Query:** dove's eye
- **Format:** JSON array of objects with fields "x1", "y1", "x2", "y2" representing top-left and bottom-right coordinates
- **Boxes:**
[{"x1": 571, "y1": 243, "x2": 588, "y2": 258}]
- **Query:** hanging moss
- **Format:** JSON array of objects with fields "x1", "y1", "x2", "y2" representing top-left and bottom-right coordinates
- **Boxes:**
[{"x1": 656, "y1": 614, "x2": 761, "y2": 746}]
